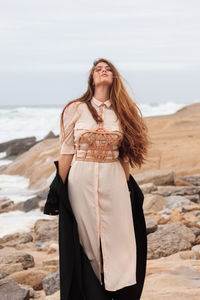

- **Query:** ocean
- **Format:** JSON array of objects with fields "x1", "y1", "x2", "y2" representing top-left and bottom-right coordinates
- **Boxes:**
[
  {"x1": 0, "y1": 101, "x2": 188, "y2": 237},
  {"x1": 0, "y1": 101, "x2": 186, "y2": 143}
]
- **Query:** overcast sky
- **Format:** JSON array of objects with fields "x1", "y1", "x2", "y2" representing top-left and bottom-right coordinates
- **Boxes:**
[{"x1": 0, "y1": 0, "x2": 200, "y2": 106}]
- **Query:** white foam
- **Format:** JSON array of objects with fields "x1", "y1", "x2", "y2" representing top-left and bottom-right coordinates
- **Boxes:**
[
  {"x1": 0, "y1": 106, "x2": 61, "y2": 143},
  {"x1": 0, "y1": 174, "x2": 37, "y2": 203},
  {"x1": 0, "y1": 209, "x2": 55, "y2": 238}
]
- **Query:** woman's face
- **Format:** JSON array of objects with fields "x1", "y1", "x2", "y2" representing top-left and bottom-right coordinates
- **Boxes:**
[{"x1": 92, "y1": 62, "x2": 113, "y2": 88}]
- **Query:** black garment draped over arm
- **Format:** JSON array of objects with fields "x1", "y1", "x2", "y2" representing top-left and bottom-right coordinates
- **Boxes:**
[{"x1": 43, "y1": 161, "x2": 147, "y2": 300}]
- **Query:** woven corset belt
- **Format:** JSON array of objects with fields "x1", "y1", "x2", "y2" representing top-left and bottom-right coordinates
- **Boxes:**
[{"x1": 75, "y1": 127, "x2": 122, "y2": 162}]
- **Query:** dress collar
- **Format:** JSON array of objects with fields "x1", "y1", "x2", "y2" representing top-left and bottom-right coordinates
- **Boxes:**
[{"x1": 91, "y1": 97, "x2": 112, "y2": 108}]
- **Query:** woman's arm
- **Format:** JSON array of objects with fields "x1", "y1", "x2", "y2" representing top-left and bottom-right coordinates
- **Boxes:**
[{"x1": 58, "y1": 153, "x2": 74, "y2": 184}]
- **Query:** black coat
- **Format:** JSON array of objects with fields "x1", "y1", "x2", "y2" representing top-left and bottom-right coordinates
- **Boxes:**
[{"x1": 43, "y1": 160, "x2": 147, "y2": 300}]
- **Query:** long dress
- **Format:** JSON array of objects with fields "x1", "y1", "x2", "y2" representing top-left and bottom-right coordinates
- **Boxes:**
[{"x1": 59, "y1": 96, "x2": 137, "y2": 291}]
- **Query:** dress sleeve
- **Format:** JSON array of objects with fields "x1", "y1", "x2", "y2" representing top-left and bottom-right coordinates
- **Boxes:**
[{"x1": 59, "y1": 102, "x2": 80, "y2": 155}]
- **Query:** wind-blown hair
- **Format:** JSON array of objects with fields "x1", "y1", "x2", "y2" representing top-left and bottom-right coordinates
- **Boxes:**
[{"x1": 60, "y1": 58, "x2": 151, "y2": 169}]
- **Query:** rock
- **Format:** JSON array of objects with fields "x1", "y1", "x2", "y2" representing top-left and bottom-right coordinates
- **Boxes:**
[
  {"x1": 191, "y1": 245, "x2": 200, "y2": 259},
  {"x1": 0, "y1": 196, "x2": 22, "y2": 214},
  {"x1": 38, "y1": 199, "x2": 46, "y2": 212},
  {"x1": 47, "y1": 243, "x2": 59, "y2": 254},
  {"x1": 0, "y1": 136, "x2": 37, "y2": 158},
  {"x1": 156, "y1": 214, "x2": 171, "y2": 225},
  {"x1": 43, "y1": 270, "x2": 60, "y2": 296},
  {"x1": 177, "y1": 175, "x2": 200, "y2": 186},
  {"x1": 196, "y1": 235, "x2": 200, "y2": 244},
  {"x1": 0, "y1": 201, "x2": 23, "y2": 214},
  {"x1": 8, "y1": 268, "x2": 49, "y2": 290},
  {"x1": 46, "y1": 290, "x2": 60, "y2": 300},
  {"x1": 44, "y1": 131, "x2": 58, "y2": 140},
  {"x1": 35, "y1": 241, "x2": 46, "y2": 248},
  {"x1": 142, "y1": 270, "x2": 200, "y2": 300},
  {"x1": 179, "y1": 250, "x2": 197, "y2": 260},
  {"x1": 15, "y1": 242, "x2": 34, "y2": 251},
  {"x1": 19, "y1": 189, "x2": 49, "y2": 213},
  {"x1": 0, "y1": 138, "x2": 59, "y2": 190},
  {"x1": 165, "y1": 195, "x2": 193, "y2": 212},
  {"x1": 0, "y1": 263, "x2": 23, "y2": 279},
  {"x1": 34, "y1": 219, "x2": 58, "y2": 242},
  {"x1": 19, "y1": 195, "x2": 44, "y2": 212},
  {"x1": 169, "y1": 209, "x2": 182, "y2": 223},
  {"x1": 174, "y1": 177, "x2": 194, "y2": 186},
  {"x1": 182, "y1": 204, "x2": 200, "y2": 212},
  {"x1": 38, "y1": 266, "x2": 58, "y2": 273},
  {"x1": 0, "y1": 252, "x2": 35, "y2": 269},
  {"x1": 42, "y1": 257, "x2": 59, "y2": 266},
  {"x1": 0, "y1": 278, "x2": 29, "y2": 300},
  {"x1": 36, "y1": 189, "x2": 49, "y2": 199},
  {"x1": 0, "y1": 196, "x2": 14, "y2": 210},
  {"x1": 186, "y1": 194, "x2": 200, "y2": 203},
  {"x1": 140, "y1": 183, "x2": 157, "y2": 194},
  {"x1": 152, "y1": 185, "x2": 200, "y2": 197},
  {"x1": 182, "y1": 211, "x2": 200, "y2": 228},
  {"x1": 0, "y1": 233, "x2": 33, "y2": 247},
  {"x1": 158, "y1": 208, "x2": 172, "y2": 215},
  {"x1": 147, "y1": 222, "x2": 196, "y2": 259},
  {"x1": 134, "y1": 169, "x2": 175, "y2": 185},
  {"x1": 143, "y1": 194, "x2": 166, "y2": 212},
  {"x1": 190, "y1": 227, "x2": 200, "y2": 237},
  {"x1": 145, "y1": 214, "x2": 158, "y2": 234}
]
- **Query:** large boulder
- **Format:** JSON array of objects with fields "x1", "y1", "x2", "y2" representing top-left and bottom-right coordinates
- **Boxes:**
[
  {"x1": 143, "y1": 194, "x2": 166, "y2": 212},
  {"x1": 147, "y1": 222, "x2": 196, "y2": 259},
  {"x1": 0, "y1": 278, "x2": 30, "y2": 299},
  {"x1": 145, "y1": 213, "x2": 158, "y2": 234},
  {"x1": 134, "y1": 169, "x2": 175, "y2": 185},
  {"x1": 151, "y1": 185, "x2": 200, "y2": 198},
  {"x1": 165, "y1": 195, "x2": 193, "y2": 212},
  {"x1": 0, "y1": 252, "x2": 35, "y2": 269},
  {"x1": 19, "y1": 195, "x2": 45, "y2": 212},
  {"x1": 43, "y1": 270, "x2": 60, "y2": 296},
  {"x1": 8, "y1": 268, "x2": 54, "y2": 290},
  {"x1": 0, "y1": 137, "x2": 37, "y2": 158},
  {"x1": 0, "y1": 263, "x2": 23, "y2": 279},
  {"x1": 34, "y1": 219, "x2": 58, "y2": 242},
  {"x1": 0, "y1": 233, "x2": 33, "y2": 248}
]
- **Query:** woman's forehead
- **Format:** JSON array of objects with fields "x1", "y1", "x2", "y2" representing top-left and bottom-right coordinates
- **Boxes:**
[{"x1": 95, "y1": 62, "x2": 110, "y2": 67}]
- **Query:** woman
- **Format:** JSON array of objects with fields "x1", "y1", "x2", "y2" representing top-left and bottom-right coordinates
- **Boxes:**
[{"x1": 58, "y1": 58, "x2": 150, "y2": 299}]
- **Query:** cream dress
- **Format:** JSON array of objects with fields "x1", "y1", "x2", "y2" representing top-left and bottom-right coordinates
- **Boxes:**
[{"x1": 59, "y1": 96, "x2": 137, "y2": 291}]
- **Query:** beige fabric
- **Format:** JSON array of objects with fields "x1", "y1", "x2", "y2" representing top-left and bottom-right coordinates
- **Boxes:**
[{"x1": 59, "y1": 97, "x2": 137, "y2": 291}]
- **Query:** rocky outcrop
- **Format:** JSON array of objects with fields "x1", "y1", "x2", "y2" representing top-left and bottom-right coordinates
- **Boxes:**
[
  {"x1": 0, "y1": 196, "x2": 22, "y2": 214},
  {"x1": 19, "y1": 195, "x2": 46, "y2": 212},
  {"x1": 0, "y1": 138, "x2": 59, "y2": 190},
  {"x1": 134, "y1": 169, "x2": 175, "y2": 185},
  {"x1": 0, "y1": 252, "x2": 35, "y2": 269},
  {"x1": 145, "y1": 214, "x2": 158, "y2": 234},
  {"x1": 0, "y1": 278, "x2": 31, "y2": 300},
  {"x1": 8, "y1": 267, "x2": 57, "y2": 290},
  {"x1": 0, "y1": 137, "x2": 37, "y2": 158},
  {"x1": 34, "y1": 219, "x2": 58, "y2": 242},
  {"x1": 43, "y1": 270, "x2": 60, "y2": 296},
  {"x1": 147, "y1": 222, "x2": 196, "y2": 259},
  {"x1": 0, "y1": 233, "x2": 33, "y2": 248},
  {"x1": 143, "y1": 194, "x2": 166, "y2": 212}
]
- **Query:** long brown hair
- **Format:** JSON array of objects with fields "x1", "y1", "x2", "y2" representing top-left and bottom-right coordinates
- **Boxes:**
[{"x1": 60, "y1": 58, "x2": 151, "y2": 169}]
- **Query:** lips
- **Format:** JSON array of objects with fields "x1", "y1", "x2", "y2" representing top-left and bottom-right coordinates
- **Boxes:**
[{"x1": 101, "y1": 74, "x2": 108, "y2": 77}]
